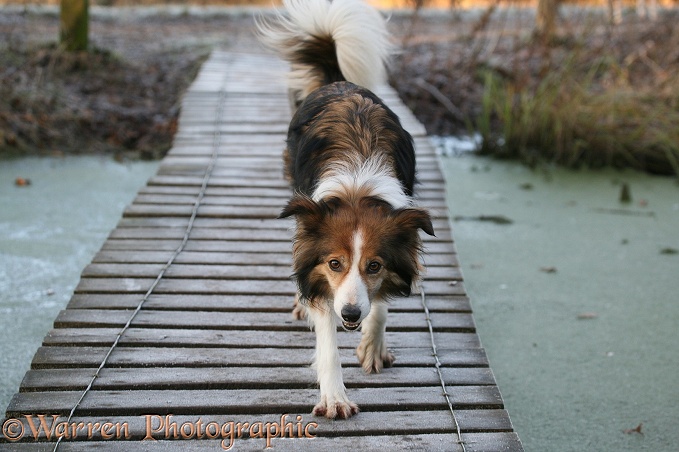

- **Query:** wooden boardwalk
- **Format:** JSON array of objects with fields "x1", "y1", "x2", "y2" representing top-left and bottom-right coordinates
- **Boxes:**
[{"x1": 1, "y1": 51, "x2": 522, "y2": 451}]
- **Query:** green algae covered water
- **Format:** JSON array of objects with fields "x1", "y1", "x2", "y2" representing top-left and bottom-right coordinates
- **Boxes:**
[
  {"x1": 0, "y1": 156, "x2": 159, "y2": 412},
  {"x1": 437, "y1": 138, "x2": 679, "y2": 451}
]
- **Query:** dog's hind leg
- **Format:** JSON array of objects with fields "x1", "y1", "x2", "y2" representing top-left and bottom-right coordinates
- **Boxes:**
[
  {"x1": 356, "y1": 301, "x2": 395, "y2": 374},
  {"x1": 307, "y1": 304, "x2": 359, "y2": 419}
]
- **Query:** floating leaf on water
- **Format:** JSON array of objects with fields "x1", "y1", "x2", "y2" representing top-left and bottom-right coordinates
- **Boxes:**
[
  {"x1": 540, "y1": 266, "x2": 557, "y2": 273},
  {"x1": 623, "y1": 422, "x2": 643, "y2": 435},
  {"x1": 660, "y1": 247, "x2": 678, "y2": 255},
  {"x1": 453, "y1": 215, "x2": 513, "y2": 225},
  {"x1": 577, "y1": 312, "x2": 598, "y2": 320}
]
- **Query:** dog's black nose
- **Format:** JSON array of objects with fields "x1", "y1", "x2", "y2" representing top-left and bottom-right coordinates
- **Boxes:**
[{"x1": 341, "y1": 304, "x2": 361, "y2": 323}]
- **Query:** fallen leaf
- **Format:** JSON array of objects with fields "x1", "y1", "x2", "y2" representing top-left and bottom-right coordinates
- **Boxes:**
[
  {"x1": 623, "y1": 422, "x2": 643, "y2": 435},
  {"x1": 577, "y1": 312, "x2": 598, "y2": 320}
]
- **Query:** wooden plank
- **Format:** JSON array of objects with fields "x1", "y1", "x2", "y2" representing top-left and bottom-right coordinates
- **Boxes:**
[
  {"x1": 29, "y1": 346, "x2": 484, "y2": 369},
  {"x1": 52, "y1": 309, "x2": 476, "y2": 333},
  {"x1": 72, "y1": 277, "x2": 466, "y2": 297},
  {"x1": 92, "y1": 250, "x2": 295, "y2": 265},
  {"x1": 91, "y1": 249, "x2": 460, "y2": 267},
  {"x1": 6, "y1": 386, "x2": 504, "y2": 417},
  {"x1": 41, "y1": 329, "x2": 482, "y2": 351},
  {"x1": 64, "y1": 293, "x2": 471, "y2": 313},
  {"x1": 106, "y1": 227, "x2": 454, "y2": 244},
  {"x1": 0, "y1": 412, "x2": 513, "y2": 446},
  {"x1": 113, "y1": 216, "x2": 452, "y2": 231},
  {"x1": 70, "y1": 278, "x2": 466, "y2": 297},
  {"x1": 130, "y1": 194, "x2": 447, "y2": 211},
  {"x1": 0, "y1": 433, "x2": 523, "y2": 452},
  {"x1": 80, "y1": 263, "x2": 462, "y2": 281},
  {"x1": 0, "y1": 433, "x2": 523, "y2": 451},
  {"x1": 19, "y1": 366, "x2": 496, "y2": 391},
  {"x1": 99, "y1": 240, "x2": 458, "y2": 255},
  {"x1": 115, "y1": 214, "x2": 450, "y2": 227}
]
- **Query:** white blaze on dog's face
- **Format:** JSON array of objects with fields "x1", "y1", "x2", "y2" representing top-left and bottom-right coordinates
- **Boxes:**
[
  {"x1": 280, "y1": 194, "x2": 434, "y2": 327},
  {"x1": 322, "y1": 230, "x2": 383, "y2": 331}
]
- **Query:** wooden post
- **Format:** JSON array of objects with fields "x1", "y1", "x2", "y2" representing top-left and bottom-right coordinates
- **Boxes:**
[{"x1": 60, "y1": 0, "x2": 89, "y2": 51}]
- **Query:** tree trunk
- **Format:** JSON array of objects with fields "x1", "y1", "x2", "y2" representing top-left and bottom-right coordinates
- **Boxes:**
[
  {"x1": 536, "y1": 0, "x2": 558, "y2": 41},
  {"x1": 60, "y1": 0, "x2": 89, "y2": 51}
]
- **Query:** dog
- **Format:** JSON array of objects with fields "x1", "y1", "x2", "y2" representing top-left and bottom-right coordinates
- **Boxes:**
[{"x1": 258, "y1": 0, "x2": 434, "y2": 419}]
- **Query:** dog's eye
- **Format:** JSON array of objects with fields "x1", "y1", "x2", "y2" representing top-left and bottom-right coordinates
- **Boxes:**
[
  {"x1": 328, "y1": 259, "x2": 342, "y2": 272},
  {"x1": 367, "y1": 261, "x2": 382, "y2": 274}
]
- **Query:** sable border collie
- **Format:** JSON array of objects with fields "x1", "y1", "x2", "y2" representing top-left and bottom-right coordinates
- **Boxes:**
[{"x1": 258, "y1": 0, "x2": 434, "y2": 419}]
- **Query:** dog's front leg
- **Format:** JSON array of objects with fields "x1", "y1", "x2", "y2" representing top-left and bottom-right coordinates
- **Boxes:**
[
  {"x1": 307, "y1": 304, "x2": 359, "y2": 419},
  {"x1": 356, "y1": 301, "x2": 395, "y2": 373}
]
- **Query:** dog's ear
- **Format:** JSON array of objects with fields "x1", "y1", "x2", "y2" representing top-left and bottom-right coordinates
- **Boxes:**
[
  {"x1": 278, "y1": 194, "x2": 319, "y2": 219},
  {"x1": 394, "y1": 208, "x2": 435, "y2": 237},
  {"x1": 279, "y1": 194, "x2": 344, "y2": 220}
]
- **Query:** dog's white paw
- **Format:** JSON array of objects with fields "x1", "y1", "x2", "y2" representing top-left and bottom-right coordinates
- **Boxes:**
[
  {"x1": 312, "y1": 393, "x2": 359, "y2": 419},
  {"x1": 356, "y1": 337, "x2": 395, "y2": 374}
]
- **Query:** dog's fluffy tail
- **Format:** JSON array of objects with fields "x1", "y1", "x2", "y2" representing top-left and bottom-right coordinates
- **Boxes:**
[{"x1": 257, "y1": 0, "x2": 391, "y2": 107}]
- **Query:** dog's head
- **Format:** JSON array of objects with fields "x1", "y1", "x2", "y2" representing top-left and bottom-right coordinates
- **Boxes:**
[{"x1": 280, "y1": 194, "x2": 434, "y2": 330}]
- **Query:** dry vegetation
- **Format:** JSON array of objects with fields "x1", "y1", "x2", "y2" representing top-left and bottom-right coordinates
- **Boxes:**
[
  {"x1": 391, "y1": 6, "x2": 679, "y2": 175},
  {"x1": 0, "y1": 8, "x2": 253, "y2": 159},
  {"x1": 1, "y1": 3, "x2": 678, "y2": 176}
]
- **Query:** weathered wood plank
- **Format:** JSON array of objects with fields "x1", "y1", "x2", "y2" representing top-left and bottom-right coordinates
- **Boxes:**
[
  {"x1": 146, "y1": 174, "x2": 446, "y2": 190},
  {"x1": 73, "y1": 277, "x2": 466, "y2": 297},
  {"x1": 0, "y1": 411, "x2": 514, "y2": 446},
  {"x1": 0, "y1": 433, "x2": 523, "y2": 452},
  {"x1": 6, "y1": 386, "x2": 504, "y2": 417},
  {"x1": 92, "y1": 250, "x2": 294, "y2": 265},
  {"x1": 105, "y1": 227, "x2": 455, "y2": 243},
  {"x1": 99, "y1": 239, "x2": 457, "y2": 255},
  {"x1": 19, "y1": 366, "x2": 496, "y2": 391},
  {"x1": 29, "y1": 346, "x2": 484, "y2": 369},
  {"x1": 130, "y1": 194, "x2": 447, "y2": 211},
  {"x1": 64, "y1": 293, "x2": 471, "y2": 313},
  {"x1": 114, "y1": 216, "x2": 451, "y2": 230},
  {"x1": 52, "y1": 309, "x2": 475, "y2": 333},
  {"x1": 81, "y1": 263, "x2": 461, "y2": 281},
  {"x1": 41, "y1": 329, "x2": 482, "y2": 351},
  {"x1": 91, "y1": 249, "x2": 460, "y2": 267},
  {"x1": 270, "y1": 433, "x2": 524, "y2": 452}
]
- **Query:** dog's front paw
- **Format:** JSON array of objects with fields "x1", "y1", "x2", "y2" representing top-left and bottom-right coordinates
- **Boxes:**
[
  {"x1": 312, "y1": 393, "x2": 359, "y2": 419},
  {"x1": 356, "y1": 338, "x2": 395, "y2": 374}
]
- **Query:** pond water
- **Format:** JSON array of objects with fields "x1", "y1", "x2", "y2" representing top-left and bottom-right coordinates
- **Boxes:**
[
  {"x1": 1, "y1": 149, "x2": 678, "y2": 451},
  {"x1": 437, "y1": 138, "x2": 679, "y2": 451},
  {"x1": 0, "y1": 156, "x2": 159, "y2": 412}
]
